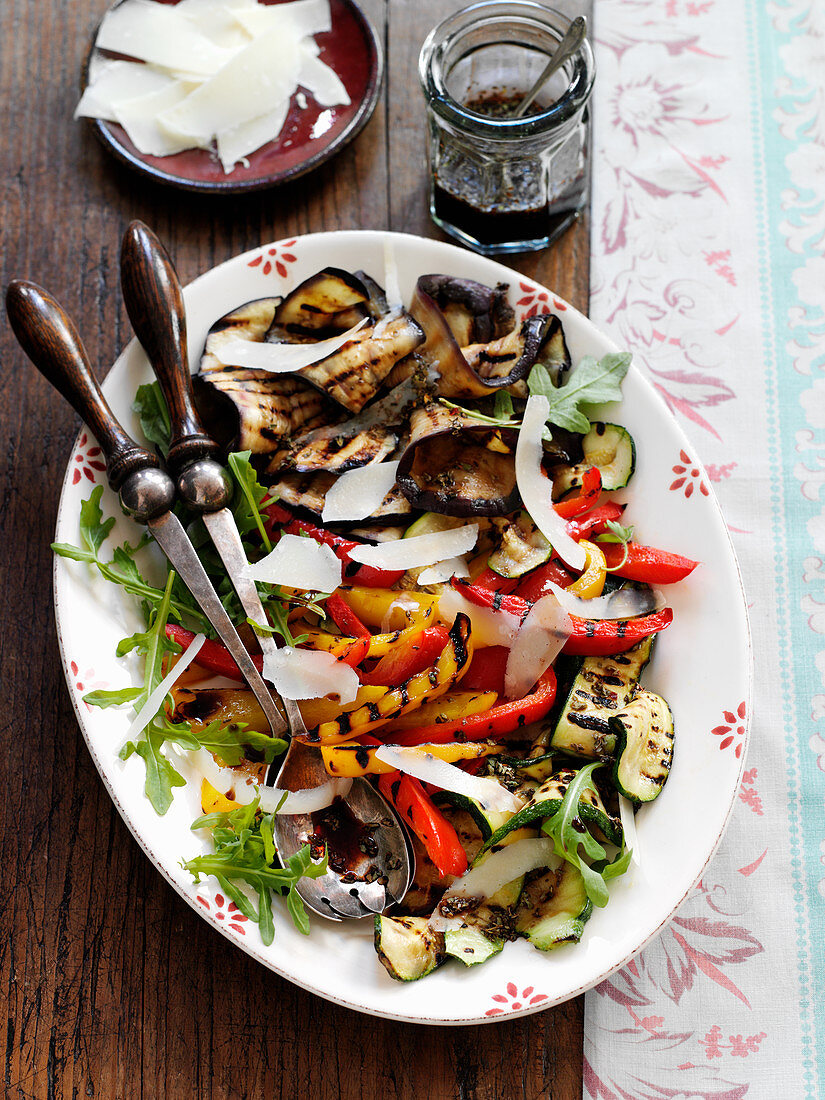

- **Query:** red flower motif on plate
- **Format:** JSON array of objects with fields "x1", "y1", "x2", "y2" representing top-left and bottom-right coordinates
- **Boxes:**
[
  {"x1": 515, "y1": 282, "x2": 567, "y2": 319},
  {"x1": 247, "y1": 240, "x2": 298, "y2": 278},
  {"x1": 669, "y1": 449, "x2": 710, "y2": 497},
  {"x1": 197, "y1": 891, "x2": 248, "y2": 935},
  {"x1": 485, "y1": 982, "x2": 548, "y2": 1016},
  {"x1": 71, "y1": 431, "x2": 106, "y2": 486},
  {"x1": 712, "y1": 701, "x2": 747, "y2": 758},
  {"x1": 69, "y1": 660, "x2": 109, "y2": 708}
]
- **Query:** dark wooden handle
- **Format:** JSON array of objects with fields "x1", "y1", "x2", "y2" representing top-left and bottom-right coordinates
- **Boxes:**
[
  {"x1": 5, "y1": 280, "x2": 159, "y2": 490},
  {"x1": 120, "y1": 221, "x2": 219, "y2": 477}
]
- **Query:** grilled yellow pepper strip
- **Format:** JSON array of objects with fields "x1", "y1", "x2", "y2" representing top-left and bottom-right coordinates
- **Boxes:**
[
  {"x1": 171, "y1": 685, "x2": 387, "y2": 735},
  {"x1": 304, "y1": 614, "x2": 473, "y2": 745},
  {"x1": 337, "y1": 586, "x2": 438, "y2": 630},
  {"x1": 301, "y1": 621, "x2": 440, "y2": 661},
  {"x1": 322, "y1": 739, "x2": 504, "y2": 777},
  {"x1": 377, "y1": 690, "x2": 497, "y2": 733},
  {"x1": 565, "y1": 539, "x2": 607, "y2": 598}
]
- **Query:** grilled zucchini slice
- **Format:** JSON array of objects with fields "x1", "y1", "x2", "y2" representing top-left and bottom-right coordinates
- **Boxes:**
[
  {"x1": 550, "y1": 637, "x2": 652, "y2": 760},
  {"x1": 374, "y1": 916, "x2": 446, "y2": 981},
  {"x1": 516, "y1": 863, "x2": 592, "y2": 950},
  {"x1": 611, "y1": 689, "x2": 675, "y2": 804},
  {"x1": 582, "y1": 422, "x2": 636, "y2": 490}
]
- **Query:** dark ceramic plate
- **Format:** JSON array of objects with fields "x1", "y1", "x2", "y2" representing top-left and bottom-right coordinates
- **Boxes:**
[{"x1": 82, "y1": 0, "x2": 382, "y2": 193}]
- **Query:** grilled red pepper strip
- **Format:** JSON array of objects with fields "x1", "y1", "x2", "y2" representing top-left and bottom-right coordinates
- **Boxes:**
[
  {"x1": 452, "y1": 578, "x2": 529, "y2": 619},
  {"x1": 553, "y1": 466, "x2": 602, "y2": 520},
  {"x1": 459, "y1": 645, "x2": 509, "y2": 695},
  {"x1": 378, "y1": 772, "x2": 467, "y2": 877},
  {"x1": 512, "y1": 558, "x2": 577, "y2": 603},
  {"x1": 165, "y1": 624, "x2": 262, "y2": 680},
  {"x1": 563, "y1": 607, "x2": 674, "y2": 655},
  {"x1": 599, "y1": 542, "x2": 700, "y2": 584},
  {"x1": 326, "y1": 592, "x2": 371, "y2": 637},
  {"x1": 284, "y1": 515, "x2": 404, "y2": 588},
  {"x1": 472, "y1": 567, "x2": 520, "y2": 594},
  {"x1": 567, "y1": 502, "x2": 625, "y2": 541},
  {"x1": 388, "y1": 668, "x2": 557, "y2": 746},
  {"x1": 452, "y1": 579, "x2": 673, "y2": 655},
  {"x1": 360, "y1": 625, "x2": 451, "y2": 686}
]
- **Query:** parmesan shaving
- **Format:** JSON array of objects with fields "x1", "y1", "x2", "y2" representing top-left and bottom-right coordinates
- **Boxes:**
[
  {"x1": 417, "y1": 556, "x2": 470, "y2": 586},
  {"x1": 373, "y1": 746, "x2": 523, "y2": 813},
  {"x1": 114, "y1": 82, "x2": 201, "y2": 157},
  {"x1": 437, "y1": 587, "x2": 520, "y2": 648},
  {"x1": 429, "y1": 839, "x2": 562, "y2": 932},
  {"x1": 515, "y1": 395, "x2": 586, "y2": 571},
  {"x1": 347, "y1": 523, "x2": 479, "y2": 571},
  {"x1": 217, "y1": 100, "x2": 291, "y2": 173},
  {"x1": 321, "y1": 461, "x2": 400, "y2": 524},
  {"x1": 504, "y1": 594, "x2": 572, "y2": 699},
  {"x1": 96, "y1": 0, "x2": 236, "y2": 75},
  {"x1": 126, "y1": 633, "x2": 206, "y2": 742},
  {"x1": 213, "y1": 317, "x2": 369, "y2": 371},
  {"x1": 245, "y1": 533, "x2": 341, "y2": 591},
  {"x1": 185, "y1": 747, "x2": 351, "y2": 814},
  {"x1": 75, "y1": 60, "x2": 175, "y2": 123},
  {"x1": 262, "y1": 647, "x2": 359, "y2": 703},
  {"x1": 233, "y1": 0, "x2": 332, "y2": 38}
]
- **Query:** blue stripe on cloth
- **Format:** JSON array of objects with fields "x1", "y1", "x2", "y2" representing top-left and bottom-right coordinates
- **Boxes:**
[{"x1": 748, "y1": 0, "x2": 825, "y2": 1094}]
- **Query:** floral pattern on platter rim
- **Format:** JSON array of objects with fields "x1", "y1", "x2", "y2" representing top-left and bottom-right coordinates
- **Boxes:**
[{"x1": 51, "y1": 229, "x2": 750, "y2": 1025}]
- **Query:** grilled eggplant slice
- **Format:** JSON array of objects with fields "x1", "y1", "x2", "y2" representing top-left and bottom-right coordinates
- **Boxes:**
[
  {"x1": 197, "y1": 297, "x2": 330, "y2": 452},
  {"x1": 461, "y1": 314, "x2": 568, "y2": 389},
  {"x1": 267, "y1": 267, "x2": 370, "y2": 337},
  {"x1": 417, "y1": 274, "x2": 514, "y2": 345},
  {"x1": 397, "y1": 402, "x2": 519, "y2": 516},
  {"x1": 297, "y1": 313, "x2": 424, "y2": 414},
  {"x1": 194, "y1": 369, "x2": 329, "y2": 453}
]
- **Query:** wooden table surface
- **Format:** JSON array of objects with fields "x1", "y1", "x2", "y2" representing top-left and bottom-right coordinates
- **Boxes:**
[{"x1": 1, "y1": 1, "x2": 590, "y2": 1096}]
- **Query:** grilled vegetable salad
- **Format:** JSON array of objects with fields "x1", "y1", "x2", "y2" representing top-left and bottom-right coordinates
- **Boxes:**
[{"x1": 54, "y1": 263, "x2": 698, "y2": 978}]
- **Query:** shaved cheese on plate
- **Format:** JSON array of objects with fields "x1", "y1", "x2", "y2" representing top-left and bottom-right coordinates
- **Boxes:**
[
  {"x1": 321, "y1": 461, "x2": 400, "y2": 524},
  {"x1": 234, "y1": 0, "x2": 332, "y2": 38},
  {"x1": 298, "y1": 51, "x2": 351, "y2": 108},
  {"x1": 515, "y1": 395, "x2": 586, "y2": 571},
  {"x1": 115, "y1": 81, "x2": 201, "y2": 157},
  {"x1": 158, "y1": 26, "x2": 303, "y2": 144},
  {"x1": 245, "y1": 533, "x2": 341, "y2": 591},
  {"x1": 547, "y1": 581, "x2": 664, "y2": 620},
  {"x1": 96, "y1": 0, "x2": 236, "y2": 75},
  {"x1": 81, "y1": 0, "x2": 350, "y2": 172},
  {"x1": 417, "y1": 556, "x2": 470, "y2": 585},
  {"x1": 347, "y1": 524, "x2": 479, "y2": 571},
  {"x1": 373, "y1": 746, "x2": 523, "y2": 813},
  {"x1": 429, "y1": 839, "x2": 562, "y2": 932},
  {"x1": 75, "y1": 60, "x2": 174, "y2": 122},
  {"x1": 262, "y1": 647, "x2": 359, "y2": 702},
  {"x1": 126, "y1": 633, "x2": 206, "y2": 741},
  {"x1": 217, "y1": 98, "x2": 291, "y2": 171},
  {"x1": 504, "y1": 594, "x2": 572, "y2": 699},
  {"x1": 213, "y1": 317, "x2": 369, "y2": 371}
]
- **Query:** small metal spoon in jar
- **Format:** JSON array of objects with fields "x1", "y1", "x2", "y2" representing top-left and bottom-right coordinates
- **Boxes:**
[{"x1": 510, "y1": 15, "x2": 587, "y2": 119}]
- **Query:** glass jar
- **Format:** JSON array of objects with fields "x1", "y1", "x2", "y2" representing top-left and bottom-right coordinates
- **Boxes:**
[{"x1": 418, "y1": 1, "x2": 595, "y2": 255}]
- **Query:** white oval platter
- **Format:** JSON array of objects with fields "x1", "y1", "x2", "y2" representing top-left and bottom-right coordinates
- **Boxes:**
[{"x1": 52, "y1": 230, "x2": 751, "y2": 1025}]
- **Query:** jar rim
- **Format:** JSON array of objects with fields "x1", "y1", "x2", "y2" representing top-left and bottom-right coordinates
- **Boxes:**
[{"x1": 418, "y1": 0, "x2": 595, "y2": 137}]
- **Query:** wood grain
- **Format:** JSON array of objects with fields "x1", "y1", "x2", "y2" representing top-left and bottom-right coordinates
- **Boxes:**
[{"x1": 0, "y1": 1, "x2": 590, "y2": 1096}]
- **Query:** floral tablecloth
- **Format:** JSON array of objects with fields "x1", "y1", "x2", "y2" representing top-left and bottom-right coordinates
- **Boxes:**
[{"x1": 584, "y1": 1, "x2": 824, "y2": 1096}]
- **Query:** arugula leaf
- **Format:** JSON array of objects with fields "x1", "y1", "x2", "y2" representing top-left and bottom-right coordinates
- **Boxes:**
[
  {"x1": 493, "y1": 390, "x2": 515, "y2": 422},
  {"x1": 83, "y1": 686, "x2": 142, "y2": 708},
  {"x1": 160, "y1": 716, "x2": 287, "y2": 766},
  {"x1": 133, "y1": 382, "x2": 172, "y2": 457},
  {"x1": 228, "y1": 450, "x2": 273, "y2": 550},
  {"x1": 540, "y1": 762, "x2": 632, "y2": 908},
  {"x1": 528, "y1": 352, "x2": 632, "y2": 434},
  {"x1": 52, "y1": 488, "x2": 211, "y2": 631},
  {"x1": 185, "y1": 801, "x2": 329, "y2": 942}
]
